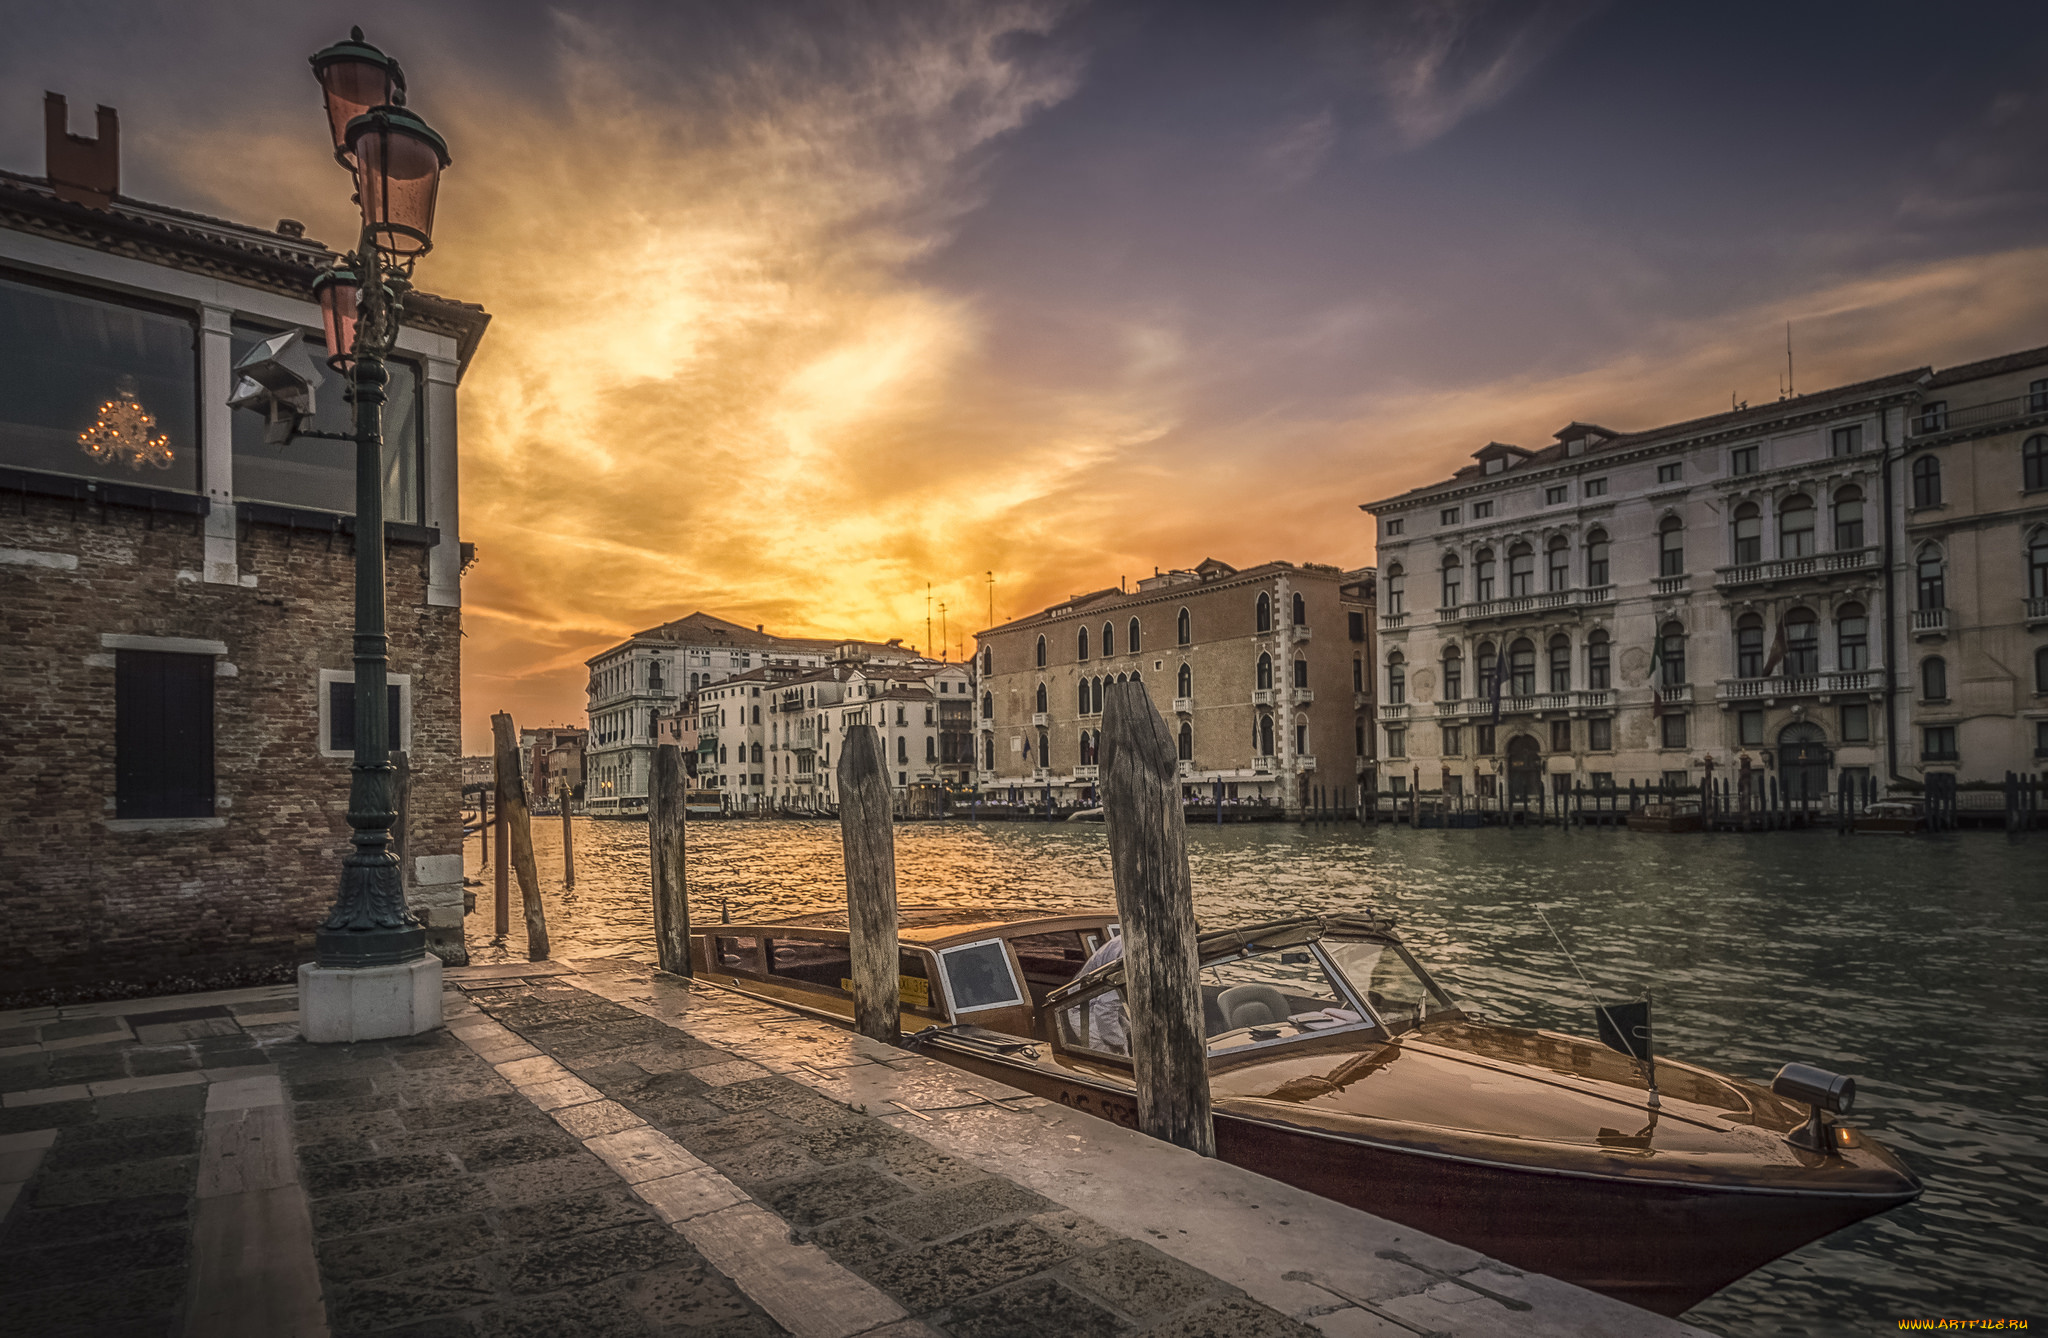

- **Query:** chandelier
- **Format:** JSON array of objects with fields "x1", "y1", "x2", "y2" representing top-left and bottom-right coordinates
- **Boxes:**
[{"x1": 79, "y1": 379, "x2": 175, "y2": 471}]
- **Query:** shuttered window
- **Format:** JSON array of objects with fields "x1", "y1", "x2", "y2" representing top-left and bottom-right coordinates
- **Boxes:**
[
  {"x1": 115, "y1": 650, "x2": 214, "y2": 818},
  {"x1": 328, "y1": 681, "x2": 403, "y2": 752}
]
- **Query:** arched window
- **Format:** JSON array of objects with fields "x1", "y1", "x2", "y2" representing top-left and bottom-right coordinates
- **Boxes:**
[
  {"x1": 1508, "y1": 543, "x2": 1534, "y2": 597},
  {"x1": 751, "y1": 742, "x2": 763, "y2": 764},
  {"x1": 1659, "y1": 516, "x2": 1685, "y2": 577},
  {"x1": 1917, "y1": 545, "x2": 1945, "y2": 610},
  {"x1": 1659, "y1": 621, "x2": 1687, "y2": 686},
  {"x1": 1585, "y1": 530, "x2": 1610, "y2": 587},
  {"x1": 1474, "y1": 548, "x2": 1496, "y2": 601},
  {"x1": 1586, "y1": 629, "x2": 1610, "y2": 689},
  {"x1": 2029, "y1": 529, "x2": 2048, "y2": 600},
  {"x1": 1079, "y1": 729, "x2": 1093, "y2": 764},
  {"x1": 1385, "y1": 565, "x2": 1405, "y2": 615},
  {"x1": 1476, "y1": 640, "x2": 1498, "y2": 694},
  {"x1": 981, "y1": 646, "x2": 993, "y2": 675},
  {"x1": 1912, "y1": 454, "x2": 1942, "y2": 509},
  {"x1": 1785, "y1": 608, "x2": 1819, "y2": 675},
  {"x1": 1177, "y1": 721, "x2": 1193, "y2": 761},
  {"x1": 1256, "y1": 652, "x2": 1273, "y2": 690},
  {"x1": 1837, "y1": 603, "x2": 1868, "y2": 671},
  {"x1": 1078, "y1": 679, "x2": 1090, "y2": 715},
  {"x1": 1780, "y1": 494, "x2": 1816, "y2": 558},
  {"x1": 1035, "y1": 681, "x2": 1047, "y2": 713},
  {"x1": 2027, "y1": 435, "x2": 2048, "y2": 492},
  {"x1": 1440, "y1": 553, "x2": 1462, "y2": 609},
  {"x1": 1292, "y1": 656, "x2": 1309, "y2": 689},
  {"x1": 1035, "y1": 634, "x2": 1046, "y2": 668},
  {"x1": 648, "y1": 662, "x2": 664, "y2": 690},
  {"x1": 1386, "y1": 652, "x2": 1406, "y2": 705},
  {"x1": 1259, "y1": 714, "x2": 1274, "y2": 756},
  {"x1": 1038, "y1": 733, "x2": 1049, "y2": 767},
  {"x1": 1077, "y1": 625, "x2": 1090, "y2": 661},
  {"x1": 1087, "y1": 676, "x2": 1100, "y2": 715},
  {"x1": 1736, "y1": 612, "x2": 1765, "y2": 678},
  {"x1": 1548, "y1": 634, "x2": 1572, "y2": 692},
  {"x1": 2037, "y1": 645, "x2": 2048, "y2": 694},
  {"x1": 1442, "y1": 645, "x2": 1463, "y2": 701},
  {"x1": 1547, "y1": 536, "x2": 1570, "y2": 592},
  {"x1": 1296, "y1": 717, "x2": 1309, "y2": 754},
  {"x1": 1732, "y1": 502, "x2": 1762, "y2": 565},
  {"x1": 1176, "y1": 607, "x2": 1191, "y2": 645},
  {"x1": 1177, "y1": 662, "x2": 1192, "y2": 698},
  {"x1": 1830, "y1": 486, "x2": 1865, "y2": 551},
  {"x1": 1256, "y1": 592, "x2": 1272, "y2": 632},
  {"x1": 1102, "y1": 622, "x2": 1115, "y2": 657},
  {"x1": 1128, "y1": 617, "x2": 1142, "y2": 654},
  {"x1": 1292, "y1": 592, "x2": 1307, "y2": 625},
  {"x1": 981, "y1": 691, "x2": 992, "y2": 719},
  {"x1": 1922, "y1": 656, "x2": 1948, "y2": 702},
  {"x1": 984, "y1": 735, "x2": 995, "y2": 770},
  {"x1": 1508, "y1": 638, "x2": 1535, "y2": 696}
]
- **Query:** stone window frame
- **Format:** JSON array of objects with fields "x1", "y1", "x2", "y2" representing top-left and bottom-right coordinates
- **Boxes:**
[
  {"x1": 317, "y1": 667, "x2": 414, "y2": 760},
  {"x1": 100, "y1": 633, "x2": 232, "y2": 833}
]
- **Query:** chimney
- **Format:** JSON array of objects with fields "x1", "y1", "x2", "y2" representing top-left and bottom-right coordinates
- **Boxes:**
[{"x1": 45, "y1": 93, "x2": 118, "y2": 209}]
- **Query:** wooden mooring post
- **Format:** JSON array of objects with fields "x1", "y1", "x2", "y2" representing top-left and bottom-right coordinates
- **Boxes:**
[
  {"x1": 649, "y1": 743, "x2": 691, "y2": 976},
  {"x1": 560, "y1": 781, "x2": 575, "y2": 889},
  {"x1": 492, "y1": 786, "x2": 509, "y2": 939},
  {"x1": 1100, "y1": 679, "x2": 1215, "y2": 1157},
  {"x1": 491, "y1": 712, "x2": 550, "y2": 960},
  {"x1": 837, "y1": 725, "x2": 900, "y2": 1044}
]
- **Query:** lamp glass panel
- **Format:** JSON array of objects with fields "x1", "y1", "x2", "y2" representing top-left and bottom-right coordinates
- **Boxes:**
[
  {"x1": 352, "y1": 124, "x2": 442, "y2": 253},
  {"x1": 318, "y1": 59, "x2": 395, "y2": 155}
]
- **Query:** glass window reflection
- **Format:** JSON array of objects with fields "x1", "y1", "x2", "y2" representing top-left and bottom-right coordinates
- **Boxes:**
[{"x1": 230, "y1": 322, "x2": 421, "y2": 523}]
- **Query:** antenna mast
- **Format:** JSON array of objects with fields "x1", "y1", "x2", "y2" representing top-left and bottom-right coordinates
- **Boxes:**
[
  {"x1": 925, "y1": 584, "x2": 932, "y2": 661},
  {"x1": 1785, "y1": 321, "x2": 1795, "y2": 398}
]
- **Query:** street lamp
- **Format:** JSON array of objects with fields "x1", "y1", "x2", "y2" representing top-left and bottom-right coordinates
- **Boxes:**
[{"x1": 289, "y1": 27, "x2": 452, "y2": 1031}]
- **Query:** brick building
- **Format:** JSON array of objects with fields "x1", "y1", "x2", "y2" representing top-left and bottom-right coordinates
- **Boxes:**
[
  {"x1": 0, "y1": 99, "x2": 489, "y2": 1003},
  {"x1": 973, "y1": 559, "x2": 1376, "y2": 816}
]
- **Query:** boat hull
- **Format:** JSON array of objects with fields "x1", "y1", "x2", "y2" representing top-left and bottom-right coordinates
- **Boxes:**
[{"x1": 920, "y1": 1043, "x2": 1911, "y2": 1317}]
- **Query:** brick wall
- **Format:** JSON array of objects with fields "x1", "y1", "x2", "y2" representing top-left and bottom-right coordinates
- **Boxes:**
[{"x1": 0, "y1": 494, "x2": 467, "y2": 1006}]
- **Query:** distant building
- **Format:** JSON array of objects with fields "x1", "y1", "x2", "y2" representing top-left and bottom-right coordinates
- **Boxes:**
[
  {"x1": 0, "y1": 98, "x2": 489, "y2": 1001},
  {"x1": 1361, "y1": 341, "x2": 2048, "y2": 802},
  {"x1": 584, "y1": 611, "x2": 920, "y2": 815},
  {"x1": 518, "y1": 725, "x2": 587, "y2": 802},
  {"x1": 972, "y1": 560, "x2": 1376, "y2": 816}
]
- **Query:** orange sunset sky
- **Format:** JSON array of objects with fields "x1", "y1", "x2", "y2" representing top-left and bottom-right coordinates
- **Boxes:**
[{"x1": 8, "y1": 2, "x2": 2048, "y2": 753}]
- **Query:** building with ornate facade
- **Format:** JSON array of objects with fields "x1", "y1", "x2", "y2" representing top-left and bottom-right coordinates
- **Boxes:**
[
  {"x1": 1362, "y1": 341, "x2": 2048, "y2": 802},
  {"x1": 972, "y1": 560, "x2": 1375, "y2": 816},
  {"x1": 582, "y1": 611, "x2": 914, "y2": 815}
]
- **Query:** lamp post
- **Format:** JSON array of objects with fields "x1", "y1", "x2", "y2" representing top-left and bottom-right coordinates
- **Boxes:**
[{"x1": 295, "y1": 28, "x2": 453, "y2": 1039}]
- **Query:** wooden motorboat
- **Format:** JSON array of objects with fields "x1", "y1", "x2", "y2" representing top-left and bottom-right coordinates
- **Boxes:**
[
  {"x1": 689, "y1": 908, "x2": 1920, "y2": 1317},
  {"x1": 1853, "y1": 799, "x2": 1926, "y2": 834},
  {"x1": 1626, "y1": 801, "x2": 1705, "y2": 833}
]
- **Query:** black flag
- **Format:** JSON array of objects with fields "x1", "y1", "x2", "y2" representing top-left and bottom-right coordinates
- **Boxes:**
[{"x1": 1595, "y1": 998, "x2": 1652, "y2": 1063}]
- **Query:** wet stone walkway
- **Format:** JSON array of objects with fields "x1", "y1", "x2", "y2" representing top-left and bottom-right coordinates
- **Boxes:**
[{"x1": 453, "y1": 972, "x2": 1319, "y2": 1338}]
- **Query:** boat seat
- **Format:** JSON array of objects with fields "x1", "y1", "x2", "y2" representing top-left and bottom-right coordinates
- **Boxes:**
[{"x1": 1218, "y1": 984, "x2": 1292, "y2": 1031}]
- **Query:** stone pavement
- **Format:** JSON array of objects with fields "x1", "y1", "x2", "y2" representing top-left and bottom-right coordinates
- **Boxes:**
[{"x1": 0, "y1": 962, "x2": 1715, "y2": 1338}]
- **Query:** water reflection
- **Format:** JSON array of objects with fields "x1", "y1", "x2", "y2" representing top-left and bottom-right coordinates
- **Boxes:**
[{"x1": 462, "y1": 817, "x2": 2045, "y2": 1337}]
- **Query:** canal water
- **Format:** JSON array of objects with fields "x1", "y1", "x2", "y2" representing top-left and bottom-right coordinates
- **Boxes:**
[{"x1": 463, "y1": 817, "x2": 2045, "y2": 1336}]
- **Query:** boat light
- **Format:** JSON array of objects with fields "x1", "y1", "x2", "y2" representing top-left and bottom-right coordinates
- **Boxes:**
[{"x1": 1773, "y1": 1062, "x2": 1855, "y2": 1156}]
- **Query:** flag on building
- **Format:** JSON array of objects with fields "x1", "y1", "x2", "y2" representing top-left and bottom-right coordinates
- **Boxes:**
[
  {"x1": 1761, "y1": 611, "x2": 1789, "y2": 676},
  {"x1": 1648, "y1": 634, "x2": 1665, "y2": 718},
  {"x1": 1488, "y1": 660, "x2": 1505, "y2": 725}
]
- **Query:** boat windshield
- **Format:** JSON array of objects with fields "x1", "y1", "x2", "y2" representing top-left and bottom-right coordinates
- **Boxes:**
[
  {"x1": 1320, "y1": 938, "x2": 1454, "y2": 1034},
  {"x1": 1200, "y1": 948, "x2": 1366, "y2": 1054}
]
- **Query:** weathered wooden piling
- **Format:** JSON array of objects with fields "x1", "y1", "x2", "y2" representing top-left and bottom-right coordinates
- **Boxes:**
[
  {"x1": 492, "y1": 786, "x2": 509, "y2": 938},
  {"x1": 1099, "y1": 678, "x2": 1215, "y2": 1158},
  {"x1": 490, "y1": 712, "x2": 550, "y2": 960},
  {"x1": 837, "y1": 724, "x2": 900, "y2": 1044},
  {"x1": 560, "y1": 781, "x2": 575, "y2": 888},
  {"x1": 649, "y1": 743, "x2": 691, "y2": 976}
]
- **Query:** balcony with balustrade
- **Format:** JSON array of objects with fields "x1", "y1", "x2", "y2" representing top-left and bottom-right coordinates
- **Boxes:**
[
  {"x1": 1434, "y1": 689, "x2": 1616, "y2": 719},
  {"x1": 1434, "y1": 585, "x2": 1614, "y2": 627},
  {"x1": 1379, "y1": 611, "x2": 1409, "y2": 632},
  {"x1": 1172, "y1": 696, "x2": 1195, "y2": 715},
  {"x1": 1379, "y1": 702, "x2": 1410, "y2": 722},
  {"x1": 1652, "y1": 575, "x2": 1689, "y2": 596},
  {"x1": 1715, "y1": 669, "x2": 1879, "y2": 703},
  {"x1": 2026, "y1": 595, "x2": 2048, "y2": 628},
  {"x1": 1912, "y1": 609, "x2": 1948, "y2": 640},
  {"x1": 1906, "y1": 390, "x2": 2048, "y2": 440},
  {"x1": 1075, "y1": 764, "x2": 1099, "y2": 781},
  {"x1": 1297, "y1": 755, "x2": 1318, "y2": 771},
  {"x1": 1031, "y1": 711, "x2": 1050, "y2": 727},
  {"x1": 1252, "y1": 688, "x2": 1277, "y2": 706},
  {"x1": 1290, "y1": 687, "x2": 1315, "y2": 706},
  {"x1": 1716, "y1": 547, "x2": 1878, "y2": 590},
  {"x1": 1290, "y1": 624, "x2": 1313, "y2": 643}
]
